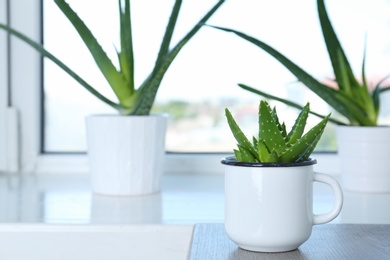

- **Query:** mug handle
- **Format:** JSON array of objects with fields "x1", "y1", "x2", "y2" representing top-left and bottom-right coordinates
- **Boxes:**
[{"x1": 312, "y1": 172, "x2": 343, "y2": 225}]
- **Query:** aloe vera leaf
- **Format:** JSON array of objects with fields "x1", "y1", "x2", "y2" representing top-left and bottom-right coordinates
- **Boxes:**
[
  {"x1": 377, "y1": 74, "x2": 390, "y2": 91},
  {"x1": 154, "y1": 0, "x2": 182, "y2": 70},
  {"x1": 258, "y1": 139, "x2": 270, "y2": 162},
  {"x1": 296, "y1": 129, "x2": 324, "y2": 162},
  {"x1": 378, "y1": 86, "x2": 390, "y2": 93},
  {"x1": 54, "y1": 0, "x2": 132, "y2": 107},
  {"x1": 267, "y1": 150, "x2": 280, "y2": 163},
  {"x1": 287, "y1": 103, "x2": 310, "y2": 146},
  {"x1": 336, "y1": 49, "x2": 353, "y2": 96},
  {"x1": 361, "y1": 37, "x2": 369, "y2": 94},
  {"x1": 334, "y1": 92, "x2": 376, "y2": 126},
  {"x1": 210, "y1": 24, "x2": 365, "y2": 125},
  {"x1": 252, "y1": 136, "x2": 258, "y2": 149},
  {"x1": 118, "y1": 0, "x2": 135, "y2": 93},
  {"x1": 281, "y1": 114, "x2": 330, "y2": 162},
  {"x1": 338, "y1": 48, "x2": 373, "y2": 118},
  {"x1": 131, "y1": 0, "x2": 225, "y2": 115},
  {"x1": 354, "y1": 87, "x2": 376, "y2": 124},
  {"x1": 238, "y1": 145, "x2": 257, "y2": 162},
  {"x1": 318, "y1": 0, "x2": 360, "y2": 94},
  {"x1": 281, "y1": 122, "x2": 287, "y2": 139},
  {"x1": 379, "y1": 86, "x2": 390, "y2": 93},
  {"x1": 359, "y1": 43, "x2": 377, "y2": 123},
  {"x1": 338, "y1": 51, "x2": 374, "y2": 124},
  {"x1": 238, "y1": 83, "x2": 347, "y2": 125},
  {"x1": 259, "y1": 100, "x2": 286, "y2": 154},
  {"x1": 271, "y1": 106, "x2": 286, "y2": 136},
  {"x1": 376, "y1": 78, "x2": 390, "y2": 114},
  {"x1": 271, "y1": 107, "x2": 279, "y2": 125},
  {"x1": 130, "y1": 33, "x2": 197, "y2": 115},
  {"x1": 372, "y1": 85, "x2": 381, "y2": 116},
  {"x1": 234, "y1": 149, "x2": 242, "y2": 162},
  {"x1": 209, "y1": 27, "x2": 353, "y2": 119},
  {"x1": 0, "y1": 24, "x2": 123, "y2": 111},
  {"x1": 225, "y1": 108, "x2": 258, "y2": 159}
]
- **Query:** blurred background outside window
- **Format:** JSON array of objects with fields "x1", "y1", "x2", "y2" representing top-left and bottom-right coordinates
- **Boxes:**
[{"x1": 43, "y1": 0, "x2": 390, "y2": 153}]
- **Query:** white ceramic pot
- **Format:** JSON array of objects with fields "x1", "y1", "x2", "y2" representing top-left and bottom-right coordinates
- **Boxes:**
[
  {"x1": 86, "y1": 114, "x2": 167, "y2": 196},
  {"x1": 222, "y1": 157, "x2": 343, "y2": 253},
  {"x1": 336, "y1": 125, "x2": 390, "y2": 193}
]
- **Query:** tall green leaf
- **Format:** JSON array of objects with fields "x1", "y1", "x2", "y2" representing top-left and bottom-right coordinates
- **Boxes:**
[
  {"x1": 54, "y1": 0, "x2": 132, "y2": 107},
  {"x1": 210, "y1": 25, "x2": 361, "y2": 124},
  {"x1": 225, "y1": 108, "x2": 258, "y2": 159},
  {"x1": 259, "y1": 100, "x2": 286, "y2": 154},
  {"x1": 226, "y1": 100, "x2": 330, "y2": 163},
  {"x1": 0, "y1": 24, "x2": 122, "y2": 111},
  {"x1": 154, "y1": 0, "x2": 183, "y2": 70},
  {"x1": 131, "y1": 0, "x2": 225, "y2": 115},
  {"x1": 118, "y1": 0, "x2": 135, "y2": 93},
  {"x1": 287, "y1": 103, "x2": 310, "y2": 146},
  {"x1": 238, "y1": 84, "x2": 346, "y2": 125},
  {"x1": 317, "y1": 0, "x2": 359, "y2": 94}
]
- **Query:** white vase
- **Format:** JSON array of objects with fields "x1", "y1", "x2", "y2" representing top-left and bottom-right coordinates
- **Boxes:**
[
  {"x1": 86, "y1": 114, "x2": 167, "y2": 196},
  {"x1": 336, "y1": 125, "x2": 390, "y2": 193}
]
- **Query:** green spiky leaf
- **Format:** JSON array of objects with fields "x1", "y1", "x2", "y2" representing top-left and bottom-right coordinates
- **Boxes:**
[
  {"x1": 54, "y1": 0, "x2": 132, "y2": 107},
  {"x1": 259, "y1": 100, "x2": 286, "y2": 154},
  {"x1": 0, "y1": 0, "x2": 225, "y2": 116},
  {"x1": 234, "y1": 149, "x2": 242, "y2": 162},
  {"x1": 225, "y1": 108, "x2": 258, "y2": 160},
  {"x1": 287, "y1": 103, "x2": 310, "y2": 146},
  {"x1": 238, "y1": 83, "x2": 346, "y2": 125},
  {"x1": 226, "y1": 100, "x2": 330, "y2": 163},
  {"x1": 118, "y1": 0, "x2": 135, "y2": 93},
  {"x1": 211, "y1": 0, "x2": 385, "y2": 126},
  {"x1": 280, "y1": 114, "x2": 330, "y2": 162},
  {"x1": 257, "y1": 139, "x2": 270, "y2": 162},
  {"x1": 237, "y1": 145, "x2": 257, "y2": 162},
  {"x1": 131, "y1": 0, "x2": 225, "y2": 115}
]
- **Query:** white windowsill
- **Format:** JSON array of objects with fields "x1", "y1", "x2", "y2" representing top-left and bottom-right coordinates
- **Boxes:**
[
  {"x1": 32, "y1": 152, "x2": 340, "y2": 175},
  {"x1": 1, "y1": 164, "x2": 390, "y2": 259}
]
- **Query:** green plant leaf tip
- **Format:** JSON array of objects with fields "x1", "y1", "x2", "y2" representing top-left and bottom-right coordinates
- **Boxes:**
[{"x1": 226, "y1": 100, "x2": 330, "y2": 163}]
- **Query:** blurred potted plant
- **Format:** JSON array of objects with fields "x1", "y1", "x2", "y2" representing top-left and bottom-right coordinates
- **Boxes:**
[
  {"x1": 212, "y1": 0, "x2": 390, "y2": 193},
  {"x1": 0, "y1": 0, "x2": 225, "y2": 196},
  {"x1": 222, "y1": 100, "x2": 343, "y2": 252}
]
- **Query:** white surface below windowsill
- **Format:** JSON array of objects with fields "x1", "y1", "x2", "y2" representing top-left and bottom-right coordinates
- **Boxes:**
[{"x1": 0, "y1": 224, "x2": 193, "y2": 260}]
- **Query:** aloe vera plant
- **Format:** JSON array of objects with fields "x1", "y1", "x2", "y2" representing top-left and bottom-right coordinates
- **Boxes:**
[
  {"x1": 0, "y1": 0, "x2": 225, "y2": 115},
  {"x1": 212, "y1": 0, "x2": 390, "y2": 126},
  {"x1": 226, "y1": 100, "x2": 330, "y2": 163}
]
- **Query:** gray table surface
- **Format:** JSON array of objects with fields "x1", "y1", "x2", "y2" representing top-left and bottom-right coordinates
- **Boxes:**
[{"x1": 189, "y1": 223, "x2": 390, "y2": 260}]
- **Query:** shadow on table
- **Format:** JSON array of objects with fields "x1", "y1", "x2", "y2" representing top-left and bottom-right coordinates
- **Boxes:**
[{"x1": 228, "y1": 247, "x2": 308, "y2": 260}]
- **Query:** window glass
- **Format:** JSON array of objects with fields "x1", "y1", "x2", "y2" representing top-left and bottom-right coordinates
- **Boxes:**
[{"x1": 43, "y1": 0, "x2": 390, "y2": 153}]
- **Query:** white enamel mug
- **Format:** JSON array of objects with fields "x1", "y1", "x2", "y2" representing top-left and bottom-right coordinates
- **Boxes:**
[{"x1": 222, "y1": 157, "x2": 343, "y2": 253}]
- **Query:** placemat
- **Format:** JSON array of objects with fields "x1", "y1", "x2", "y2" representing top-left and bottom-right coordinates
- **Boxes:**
[{"x1": 189, "y1": 224, "x2": 390, "y2": 260}]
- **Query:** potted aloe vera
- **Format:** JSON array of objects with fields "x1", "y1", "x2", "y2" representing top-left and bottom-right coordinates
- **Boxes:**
[
  {"x1": 0, "y1": 0, "x2": 225, "y2": 196},
  {"x1": 222, "y1": 100, "x2": 343, "y2": 252},
  {"x1": 213, "y1": 0, "x2": 390, "y2": 193}
]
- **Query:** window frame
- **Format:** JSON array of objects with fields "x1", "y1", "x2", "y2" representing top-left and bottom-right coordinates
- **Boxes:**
[
  {"x1": 0, "y1": 0, "x2": 8, "y2": 171},
  {"x1": 7, "y1": 0, "x2": 339, "y2": 175},
  {"x1": 5, "y1": 0, "x2": 42, "y2": 173}
]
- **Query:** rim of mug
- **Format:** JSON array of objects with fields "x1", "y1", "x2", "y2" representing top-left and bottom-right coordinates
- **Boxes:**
[{"x1": 221, "y1": 156, "x2": 317, "y2": 167}]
